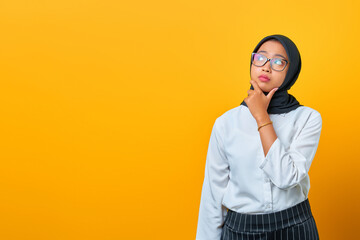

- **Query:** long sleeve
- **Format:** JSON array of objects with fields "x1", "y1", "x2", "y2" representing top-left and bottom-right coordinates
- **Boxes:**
[
  {"x1": 259, "y1": 113, "x2": 322, "y2": 190},
  {"x1": 196, "y1": 118, "x2": 230, "y2": 240}
]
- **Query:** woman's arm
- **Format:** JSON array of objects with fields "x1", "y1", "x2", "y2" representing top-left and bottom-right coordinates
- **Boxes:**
[
  {"x1": 258, "y1": 113, "x2": 322, "y2": 190},
  {"x1": 244, "y1": 79, "x2": 278, "y2": 157},
  {"x1": 256, "y1": 113, "x2": 278, "y2": 157},
  {"x1": 244, "y1": 80, "x2": 323, "y2": 190},
  {"x1": 196, "y1": 118, "x2": 230, "y2": 240}
]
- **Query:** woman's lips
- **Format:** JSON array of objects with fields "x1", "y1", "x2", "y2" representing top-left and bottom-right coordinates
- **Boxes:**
[{"x1": 259, "y1": 75, "x2": 270, "y2": 82}]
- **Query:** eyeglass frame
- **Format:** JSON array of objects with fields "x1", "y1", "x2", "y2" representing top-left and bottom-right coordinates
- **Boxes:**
[{"x1": 251, "y1": 52, "x2": 289, "y2": 72}]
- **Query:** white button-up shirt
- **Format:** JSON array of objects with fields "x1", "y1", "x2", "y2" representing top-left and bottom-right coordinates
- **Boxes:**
[{"x1": 196, "y1": 105, "x2": 322, "y2": 240}]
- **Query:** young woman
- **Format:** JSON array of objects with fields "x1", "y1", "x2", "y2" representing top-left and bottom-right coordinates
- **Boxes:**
[{"x1": 196, "y1": 34, "x2": 322, "y2": 240}]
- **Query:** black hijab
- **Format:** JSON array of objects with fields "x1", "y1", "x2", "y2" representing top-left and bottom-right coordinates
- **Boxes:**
[{"x1": 240, "y1": 34, "x2": 303, "y2": 114}]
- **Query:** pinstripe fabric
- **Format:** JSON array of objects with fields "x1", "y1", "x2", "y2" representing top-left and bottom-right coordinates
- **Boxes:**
[{"x1": 220, "y1": 198, "x2": 319, "y2": 240}]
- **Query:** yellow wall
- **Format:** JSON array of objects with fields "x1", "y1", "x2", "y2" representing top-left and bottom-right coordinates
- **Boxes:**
[{"x1": 0, "y1": 0, "x2": 358, "y2": 239}]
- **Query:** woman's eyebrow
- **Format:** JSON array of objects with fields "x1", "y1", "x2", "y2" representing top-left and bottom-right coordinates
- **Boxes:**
[{"x1": 257, "y1": 50, "x2": 286, "y2": 59}]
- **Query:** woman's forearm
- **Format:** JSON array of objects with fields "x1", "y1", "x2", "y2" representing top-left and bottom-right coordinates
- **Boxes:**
[{"x1": 256, "y1": 113, "x2": 278, "y2": 157}]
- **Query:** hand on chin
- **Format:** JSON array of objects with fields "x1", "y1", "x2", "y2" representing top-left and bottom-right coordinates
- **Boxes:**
[{"x1": 245, "y1": 79, "x2": 278, "y2": 121}]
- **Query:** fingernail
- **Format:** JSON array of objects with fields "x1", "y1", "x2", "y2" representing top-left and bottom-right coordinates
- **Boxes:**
[{"x1": 275, "y1": 88, "x2": 279, "y2": 91}]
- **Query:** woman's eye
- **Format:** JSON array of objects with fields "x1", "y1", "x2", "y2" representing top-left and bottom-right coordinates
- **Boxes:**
[
  {"x1": 274, "y1": 59, "x2": 284, "y2": 65},
  {"x1": 256, "y1": 55, "x2": 264, "y2": 61}
]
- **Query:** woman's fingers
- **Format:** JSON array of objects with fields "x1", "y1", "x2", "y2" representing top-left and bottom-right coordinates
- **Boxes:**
[
  {"x1": 266, "y1": 88, "x2": 278, "y2": 100},
  {"x1": 247, "y1": 89, "x2": 253, "y2": 95},
  {"x1": 250, "y1": 80, "x2": 261, "y2": 92}
]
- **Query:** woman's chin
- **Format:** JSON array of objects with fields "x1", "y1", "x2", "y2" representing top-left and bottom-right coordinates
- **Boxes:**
[
  {"x1": 259, "y1": 80, "x2": 281, "y2": 91},
  {"x1": 257, "y1": 83, "x2": 272, "y2": 92}
]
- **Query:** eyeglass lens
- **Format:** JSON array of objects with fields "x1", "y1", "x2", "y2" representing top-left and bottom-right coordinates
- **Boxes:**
[{"x1": 252, "y1": 53, "x2": 287, "y2": 71}]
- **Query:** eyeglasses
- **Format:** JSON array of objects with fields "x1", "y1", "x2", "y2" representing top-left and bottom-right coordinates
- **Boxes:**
[{"x1": 251, "y1": 52, "x2": 289, "y2": 72}]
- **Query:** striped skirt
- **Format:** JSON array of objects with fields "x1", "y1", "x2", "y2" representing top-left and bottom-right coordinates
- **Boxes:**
[{"x1": 220, "y1": 198, "x2": 319, "y2": 240}]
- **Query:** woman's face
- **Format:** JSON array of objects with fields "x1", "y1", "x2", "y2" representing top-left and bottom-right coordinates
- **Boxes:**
[{"x1": 250, "y1": 40, "x2": 289, "y2": 93}]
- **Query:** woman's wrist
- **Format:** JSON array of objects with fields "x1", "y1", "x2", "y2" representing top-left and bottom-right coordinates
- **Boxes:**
[{"x1": 256, "y1": 113, "x2": 271, "y2": 126}]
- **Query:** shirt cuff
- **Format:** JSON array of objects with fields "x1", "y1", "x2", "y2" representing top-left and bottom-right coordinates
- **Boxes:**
[{"x1": 259, "y1": 137, "x2": 280, "y2": 169}]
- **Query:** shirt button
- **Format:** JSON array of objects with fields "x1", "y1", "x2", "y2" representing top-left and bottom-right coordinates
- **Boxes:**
[{"x1": 265, "y1": 178, "x2": 269, "y2": 183}]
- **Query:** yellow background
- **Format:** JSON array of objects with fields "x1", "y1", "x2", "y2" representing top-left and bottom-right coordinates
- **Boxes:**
[{"x1": 0, "y1": 0, "x2": 359, "y2": 239}]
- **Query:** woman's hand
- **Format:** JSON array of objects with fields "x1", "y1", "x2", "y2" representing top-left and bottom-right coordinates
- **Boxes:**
[{"x1": 244, "y1": 80, "x2": 278, "y2": 123}]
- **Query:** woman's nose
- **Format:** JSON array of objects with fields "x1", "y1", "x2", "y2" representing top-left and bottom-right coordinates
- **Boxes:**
[{"x1": 262, "y1": 61, "x2": 271, "y2": 72}]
